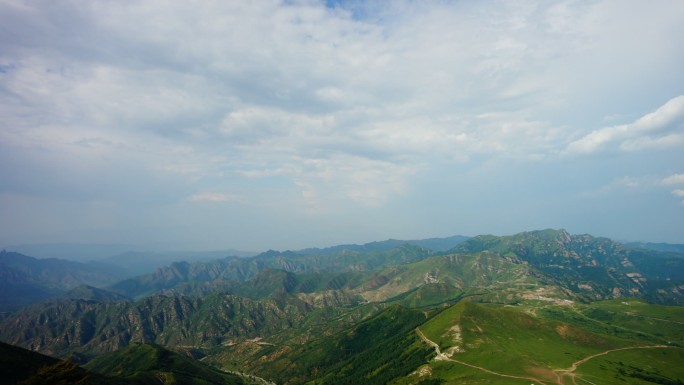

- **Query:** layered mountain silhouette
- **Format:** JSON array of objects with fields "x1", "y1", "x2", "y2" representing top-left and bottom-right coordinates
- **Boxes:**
[{"x1": 2, "y1": 229, "x2": 683, "y2": 384}]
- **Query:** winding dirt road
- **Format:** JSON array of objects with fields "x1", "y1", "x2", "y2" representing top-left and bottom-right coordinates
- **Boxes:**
[
  {"x1": 416, "y1": 327, "x2": 674, "y2": 385},
  {"x1": 554, "y1": 345, "x2": 670, "y2": 385},
  {"x1": 416, "y1": 328, "x2": 546, "y2": 384}
]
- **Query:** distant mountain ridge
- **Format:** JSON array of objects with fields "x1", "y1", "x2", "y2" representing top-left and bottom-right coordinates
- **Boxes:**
[
  {"x1": 0, "y1": 251, "x2": 129, "y2": 312},
  {"x1": 0, "y1": 235, "x2": 469, "y2": 309},
  {"x1": 296, "y1": 234, "x2": 470, "y2": 255},
  {"x1": 109, "y1": 243, "x2": 438, "y2": 299},
  {"x1": 626, "y1": 241, "x2": 684, "y2": 254},
  {"x1": 63, "y1": 285, "x2": 130, "y2": 302},
  {"x1": 99, "y1": 250, "x2": 257, "y2": 276},
  {"x1": 451, "y1": 229, "x2": 684, "y2": 303},
  {"x1": 1, "y1": 243, "x2": 256, "y2": 262},
  {"x1": 107, "y1": 230, "x2": 684, "y2": 304}
]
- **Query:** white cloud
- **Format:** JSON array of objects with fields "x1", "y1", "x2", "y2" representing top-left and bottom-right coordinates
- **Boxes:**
[
  {"x1": 620, "y1": 133, "x2": 684, "y2": 151},
  {"x1": 565, "y1": 95, "x2": 684, "y2": 155},
  {"x1": 566, "y1": 95, "x2": 684, "y2": 154},
  {"x1": 2, "y1": 0, "x2": 684, "y2": 248},
  {"x1": 630, "y1": 95, "x2": 684, "y2": 133},
  {"x1": 662, "y1": 173, "x2": 684, "y2": 185},
  {"x1": 673, "y1": 189, "x2": 684, "y2": 206},
  {"x1": 658, "y1": 174, "x2": 684, "y2": 207},
  {"x1": 296, "y1": 154, "x2": 416, "y2": 209}
]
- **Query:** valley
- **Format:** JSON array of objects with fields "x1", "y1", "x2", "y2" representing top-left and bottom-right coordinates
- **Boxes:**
[{"x1": 1, "y1": 229, "x2": 683, "y2": 384}]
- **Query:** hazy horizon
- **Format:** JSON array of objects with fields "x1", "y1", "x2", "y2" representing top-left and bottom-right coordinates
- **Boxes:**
[
  {"x1": 3, "y1": 228, "x2": 682, "y2": 262},
  {"x1": 2, "y1": 1, "x2": 683, "y2": 251}
]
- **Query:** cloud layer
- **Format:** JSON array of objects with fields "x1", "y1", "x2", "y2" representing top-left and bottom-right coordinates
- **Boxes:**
[
  {"x1": 566, "y1": 96, "x2": 684, "y2": 154},
  {"x1": 1, "y1": 0, "x2": 683, "y2": 249}
]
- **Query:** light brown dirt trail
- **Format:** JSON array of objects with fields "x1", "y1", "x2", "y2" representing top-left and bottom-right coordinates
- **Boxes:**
[
  {"x1": 554, "y1": 345, "x2": 670, "y2": 385},
  {"x1": 416, "y1": 328, "x2": 547, "y2": 385}
]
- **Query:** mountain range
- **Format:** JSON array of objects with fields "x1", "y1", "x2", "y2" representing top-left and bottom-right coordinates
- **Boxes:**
[
  {"x1": 0, "y1": 251, "x2": 130, "y2": 312},
  {"x1": 1, "y1": 229, "x2": 683, "y2": 384},
  {"x1": 0, "y1": 234, "x2": 469, "y2": 312}
]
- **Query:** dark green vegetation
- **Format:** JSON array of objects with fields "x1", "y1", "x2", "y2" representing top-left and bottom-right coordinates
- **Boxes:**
[
  {"x1": 0, "y1": 341, "x2": 247, "y2": 385},
  {"x1": 226, "y1": 305, "x2": 434, "y2": 385},
  {"x1": 0, "y1": 293, "x2": 336, "y2": 358},
  {"x1": 108, "y1": 243, "x2": 438, "y2": 299},
  {"x1": 0, "y1": 341, "x2": 122, "y2": 385},
  {"x1": 0, "y1": 341, "x2": 60, "y2": 385},
  {"x1": 1, "y1": 229, "x2": 683, "y2": 384},
  {"x1": 452, "y1": 229, "x2": 684, "y2": 304},
  {"x1": 84, "y1": 343, "x2": 245, "y2": 384}
]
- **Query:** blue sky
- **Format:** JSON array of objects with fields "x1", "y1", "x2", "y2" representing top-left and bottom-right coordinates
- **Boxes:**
[{"x1": 1, "y1": 0, "x2": 683, "y2": 251}]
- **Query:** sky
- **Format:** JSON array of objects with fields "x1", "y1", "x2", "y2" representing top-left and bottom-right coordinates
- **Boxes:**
[{"x1": 1, "y1": 0, "x2": 683, "y2": 252}]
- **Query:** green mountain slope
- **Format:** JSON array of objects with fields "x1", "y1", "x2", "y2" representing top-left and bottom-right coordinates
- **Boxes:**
[
  {"x1": 402, "y1": 300, "x2": 684, "y2": 385},
  {"x1": 538, "y1": 298, "x2": 684, "y2": 346},
  {"x1": 0, "y1": 341, "x2": 60, "y2": 385},
  {"x1": 0, "y1": 249, "x2": 552, "y2": 358},
  {"x1": 221, "y1": 305, "x2": 434, "y2": 385},
  {"x1": 420, "y1": 301, "x2": 619, "y2": 377},
  {"x1": 210, "y1": 298, "x2": 684, "y2": 385},
  {"x1": 108, "y1": 258, "x2": 264, "y2": 299},
  {"x1": 62, "y1": 285, "x2": 130, "y2": 302},
  {"x1": 451, "y1": 229, "x2": 684, "y2": 303},
  {"x1": 110, "y1": 244, "x2": 434, "y2": 299},
  {"x1": 0, "y1": 341, "x2": 247, "y2": 385},
  {"x1": 2, "y1": 230, "x2": 683, "y2": 385},
  {"x1": 5, "y1": 230, "x2": 683, "y2": 362},
  {"x1": 0, "y1": 292, "x2": 378, "y2": 359},
  {"x1": 359, "y1": 252, "x2": 549, "y2": 305},
  {"x1": 296, "y1": 235, "x2": 469, "y2": 254},
  {"x1": 84, "y1": 343, "x2": 245, "y2": 385},
  {"x1": 110, "y1": 230, "x2": 684, "y2": 306},
  {"x1": 0, "y1": 341, "x2": 123, "y2": 385}
]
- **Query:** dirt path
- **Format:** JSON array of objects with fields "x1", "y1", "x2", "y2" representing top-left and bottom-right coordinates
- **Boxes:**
[
  {"x1": 554, "y1": 345, "x2": 670, "y2": 385},
  {"x1": 416, "y1": 327, "x2": 675, "y2": 385},
  {"x1": 567, "y1": 306, "x2": 675, "y2": 342},
  {"x1": 416, "y1": 328, "x2": 547, "y2": 385}
]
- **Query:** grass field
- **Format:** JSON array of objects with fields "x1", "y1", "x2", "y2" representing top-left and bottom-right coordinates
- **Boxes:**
[
  {"x1": 574, "y1": 347, "x2": 684, "y2": 385},
  {"x1": 408, "y1": 299, "x2": 684, "y2": 385}
]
